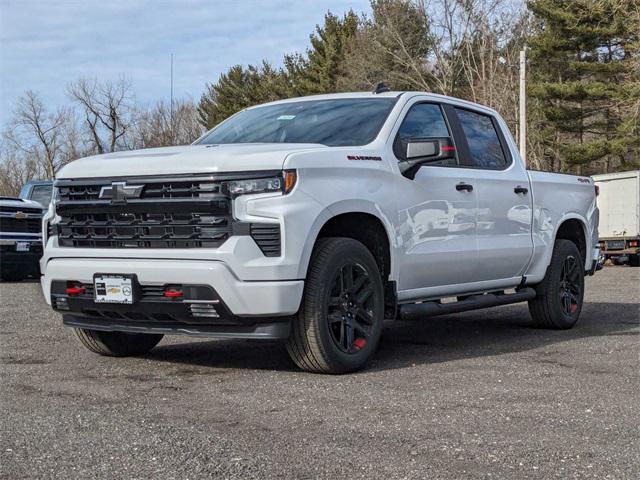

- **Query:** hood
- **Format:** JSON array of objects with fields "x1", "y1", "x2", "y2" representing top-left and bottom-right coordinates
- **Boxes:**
[
  {"x1": 0, "y1": 197, "x2": 44, "y2": 210},
  {"x1": 57, "y1": 144, "x2": 327, "y2": 179}
]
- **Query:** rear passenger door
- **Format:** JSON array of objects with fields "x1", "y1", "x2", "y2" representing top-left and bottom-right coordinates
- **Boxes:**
[{"x1": 451, "y1": 107, "x2": 533, "y2": 282}]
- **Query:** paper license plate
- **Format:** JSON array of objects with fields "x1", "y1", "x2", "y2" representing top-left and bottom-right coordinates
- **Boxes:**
[
  {"x1": 16, "y1": 242, "x2": 30, "y2": 252},
  {"x1": 94, "y1": 274, "x2": 134, "y2": 304}
]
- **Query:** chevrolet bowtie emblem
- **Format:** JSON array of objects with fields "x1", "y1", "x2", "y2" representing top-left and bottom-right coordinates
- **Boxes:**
[
  {"x1": 99, "y1": 182, "x2": 144, "y2": 204},
  {"x1": 15, "y1": 211, "x2": 27, "y2": 219}
]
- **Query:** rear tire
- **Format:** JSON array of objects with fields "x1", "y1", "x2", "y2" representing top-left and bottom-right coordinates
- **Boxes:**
[
  {"x1": 286, "y1": 237, "x2": 385, "y2": 374},
  {"x1": 528, "y1": 239, "x2": 585, "y2": 329},
  {"x1": 629, "y1": 254, "x2": 639, "y2": 267},
  {"x1": 73, "y1": 328, "x2": 163, "y2": 356}
]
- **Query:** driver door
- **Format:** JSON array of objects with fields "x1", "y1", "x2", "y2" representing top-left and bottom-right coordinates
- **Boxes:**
[{"x1": 393, "y1": 101, "x2": 479, "y2": 299}]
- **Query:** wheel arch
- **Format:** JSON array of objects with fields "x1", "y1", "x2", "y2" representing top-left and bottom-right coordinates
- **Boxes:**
[
  {"x1": 297, "y1": 201, "x2": 396, "y2": 283},
  {"x1": 525, "y1": 213, "x2": 593, "y2": 285},
  {"x1": 554, "y1": 215, "x2": 589, "y2": 265}
]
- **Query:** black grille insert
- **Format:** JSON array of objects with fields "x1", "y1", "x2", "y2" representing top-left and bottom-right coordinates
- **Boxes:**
[
  {"x1": 1, "y1": 206, "x2": 42, "y2": 214},
  {"x1": 0, "y1": 217, "x2": 41, "y2": 234},
  {"x1": 250, "y1": 223, "x2": 281, "y2": 257},
  {"x1": 55, "y1": 176, "x2": 232, "y2": 249}
]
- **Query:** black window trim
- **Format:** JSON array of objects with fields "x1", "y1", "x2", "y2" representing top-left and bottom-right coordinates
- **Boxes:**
[
  {"x1": 445, "y1": 104, "x2": 513, "y2": 171},
  {"x1": 392, "y1": 101, "x2": 461, "y2": 168}
]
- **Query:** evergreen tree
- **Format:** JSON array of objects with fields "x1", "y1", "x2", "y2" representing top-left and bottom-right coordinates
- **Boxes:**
[
  {"x1": 197, "y1": 12, "x2": 359, "y2": 129},
  {"x1": 286, "y1": 11, "x2": 360, "y2": 94},
  {"x1": 528, "y1": 0, "x2": 640, "y2": 172},
  {"x1": 338, "y1": 0, "x2": 433, "y2": 91},
  {"x1": 197, "y1": 62, "x2": 289, "y2": 129}
]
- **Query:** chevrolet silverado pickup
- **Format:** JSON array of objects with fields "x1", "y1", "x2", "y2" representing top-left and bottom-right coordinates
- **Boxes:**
[{"x1": 41, "y1": 91, "x2": 600, "y2": 373}]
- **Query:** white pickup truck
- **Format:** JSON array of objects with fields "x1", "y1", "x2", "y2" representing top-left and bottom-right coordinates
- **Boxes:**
[{"x1": 41, "y1": 91, "x2": 600, "y2": 373}]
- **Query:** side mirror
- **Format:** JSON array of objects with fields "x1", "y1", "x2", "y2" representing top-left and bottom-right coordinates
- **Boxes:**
[
  {"x1": 406, "y1": 140, "x2": 438, "y2": 159},
  {"x1": 400, "y1": 137, "x2": 456, "y2": 179}
]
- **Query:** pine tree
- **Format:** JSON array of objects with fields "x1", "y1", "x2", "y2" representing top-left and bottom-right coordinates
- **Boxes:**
[
  {"x1": 197, "y1": 12, "x2": 359, "y2": 129},
  {"x1": 285, "y1": 11, "x2": 360, "y2": 95},
  {"x1": 197, "y1": 62, "x2": 290, "y2": 129},
  {"x1": 528, "y1": 0, "x2": 640, "y2": 173},
  {"x1": 337, "y1": 0, "x2": 433, "y2": 91}
]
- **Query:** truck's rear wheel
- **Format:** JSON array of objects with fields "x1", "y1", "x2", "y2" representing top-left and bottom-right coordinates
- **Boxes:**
[
  {"x1": 73, "y1": 328, "x2": 163, "y2": 356},
  {"x1": 286, "y1": 237, "x2": 384, "y2": 374},
  {"x1": 629, "y1": 254, "x2": 639, "y2": 267},
  {"x1": 528, "y1": 239, "x2": 585, "y2": 329}
]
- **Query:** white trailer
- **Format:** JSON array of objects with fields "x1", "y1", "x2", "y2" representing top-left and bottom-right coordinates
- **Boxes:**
[{"x1": 592, "y1": 170, "x2": 640, "y2": 266}]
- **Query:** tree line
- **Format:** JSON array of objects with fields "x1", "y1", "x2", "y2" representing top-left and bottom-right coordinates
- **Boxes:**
[
  {"x1": 0, "y1": 76, "x2": 203, "y2": 195},
  {"x1": 1, "y1": 0, "x2": 638, "y2": 196}
]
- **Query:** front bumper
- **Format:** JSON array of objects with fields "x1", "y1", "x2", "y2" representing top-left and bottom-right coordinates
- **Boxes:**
[
  {"x1": 62, "y1": 314, "x2": 291, "y2": 339},
  {"x1": 586, "y1": 246, "x2": 601, "y2": 276},
  {"x1": 0, "y1": 239, "x2": 43, "y2": 275},
  {"x1": 42, "y1": 258, "x2": 304, "y2": 324}
]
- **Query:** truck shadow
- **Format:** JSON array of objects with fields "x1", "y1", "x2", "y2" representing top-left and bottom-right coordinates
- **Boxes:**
[{"x1": 147, "y1": 300, "x2": 639, "y2": 373}]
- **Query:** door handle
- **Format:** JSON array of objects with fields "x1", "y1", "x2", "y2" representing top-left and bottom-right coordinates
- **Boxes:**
[
  {"x1": 514, "y1": 185, "x2": 529, "y2": 195},
  {"x1": 456, "y1": 182, "x2": 473, "y2": 192}
]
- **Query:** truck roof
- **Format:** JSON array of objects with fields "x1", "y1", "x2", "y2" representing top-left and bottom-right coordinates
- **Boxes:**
[
  {"x1": 253, "y1": 91, "x2": 501, "y2": 117},
  {"x1": 592, "y1": 170, "x2": 640, "y2": 181}
]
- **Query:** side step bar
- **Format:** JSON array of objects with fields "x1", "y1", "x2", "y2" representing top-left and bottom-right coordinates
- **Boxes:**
[{"x1": 398, "y1": 287, "x2": 536, "y2": 321}]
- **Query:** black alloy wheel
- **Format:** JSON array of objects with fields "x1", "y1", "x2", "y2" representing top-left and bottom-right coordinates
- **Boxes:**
[
  {"x1": 286, "y1": 237, "x2": 385, "y2": 373},
  {"x1": 528, "y1": 239, "x2": 585, "y2": 329},
  {"x1": 559, "y1": 255, "x2": 581, "y2": 317},
  {"x1": 327, "y1": 263, "x2": 375, "y2": 354}
]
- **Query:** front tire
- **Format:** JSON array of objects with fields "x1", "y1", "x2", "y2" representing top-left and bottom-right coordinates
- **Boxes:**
[
  {"x1": 528, "y1": 239, "x2": 585, "y2": 329},
  {"x1": 286, "y1": 238, "x2": 385, "y2": 374},
  {"x1": 73, "y1": 328, "x2": 163, "y2": 356}
]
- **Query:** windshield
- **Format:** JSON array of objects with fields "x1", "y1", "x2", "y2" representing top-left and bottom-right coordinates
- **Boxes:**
[
  {"x1": 29, "y1": 185, "x2": 53, "y2": 207},
  {"x1": 197, "y1": 98, "x2": 397, "y2": 147}
]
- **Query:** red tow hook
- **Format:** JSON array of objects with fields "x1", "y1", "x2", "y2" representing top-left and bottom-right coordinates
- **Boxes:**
[
  {"x1": 66, "y1": 286, "x2": 86, "y2": 295},
  {"x1": 163, "y1": 289, "x2": 184, "y2": 298}
]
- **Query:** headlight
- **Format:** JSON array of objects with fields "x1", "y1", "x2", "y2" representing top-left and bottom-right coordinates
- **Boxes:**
[{"x1": 227, "y1": 170, "x2": 296, "y2": 197}]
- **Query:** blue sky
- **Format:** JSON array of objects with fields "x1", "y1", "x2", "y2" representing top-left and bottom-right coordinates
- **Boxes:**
[{"x1": 0, "y1": 0, "x2": 370, "y2": 126}]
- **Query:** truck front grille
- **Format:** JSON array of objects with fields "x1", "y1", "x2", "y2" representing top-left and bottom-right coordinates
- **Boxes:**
[
  {"x1": 0, "y1": 217, "x2": 42, "y2": 234},
  {"x1": 55, "y1": 176, "x2": 232, "y2": 249},
  {"x1": 1, "y1": 206, "x2": 43, "y2": 214}
]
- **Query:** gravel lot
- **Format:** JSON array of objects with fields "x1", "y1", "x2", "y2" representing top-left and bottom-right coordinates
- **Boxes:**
[{"x1": 1, "y1": 266, "x2": 638, "y2": 479}]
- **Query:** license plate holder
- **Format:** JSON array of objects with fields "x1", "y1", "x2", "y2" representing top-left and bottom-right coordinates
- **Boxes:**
[
  {"x1": 16, "y1": 242, "x2": 30, "y2": 252},
  {"x1": 606, "y1": 240, "x2": 625, "y2": 250},
  {"x1": 93, "y1": 274, "x2": 136, "y2": 304}
]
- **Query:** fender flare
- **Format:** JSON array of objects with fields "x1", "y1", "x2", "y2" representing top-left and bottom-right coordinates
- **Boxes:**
[
  {"x1": 295, "y1": 199, "x2": 397, "y2": 280},
  {"x1": 546, "y1": 213, "x2": 591, "y2": 270}
]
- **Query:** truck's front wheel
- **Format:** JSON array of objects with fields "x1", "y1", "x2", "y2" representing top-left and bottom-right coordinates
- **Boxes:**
[
  {"x1": 528, "y1": 239, "x2": 585, "y2": 329},
  {"x1": 287, "y1": 238, "x2": 384, "y2": 374},
  {"x1": 73, "y1": 328, "x2": 163, "y2": 356}
]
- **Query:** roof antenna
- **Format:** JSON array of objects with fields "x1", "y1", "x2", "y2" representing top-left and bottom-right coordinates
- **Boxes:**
[{"x1": 373, "y1": 82, "x2": 390, "y2": 94}]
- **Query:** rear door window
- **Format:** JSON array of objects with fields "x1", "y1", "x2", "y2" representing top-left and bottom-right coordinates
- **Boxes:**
[{"x1": 454, "y1": 108, "x2": 508, "y2": 169}]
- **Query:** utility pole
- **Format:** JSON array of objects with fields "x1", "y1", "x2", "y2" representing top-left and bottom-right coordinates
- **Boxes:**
[
  {"x1": 519, "y1": 48, "x2": 527, "y2": 167},
  {"x1": 170, "y1": 53, "x2": 174, "y2": 140}
]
